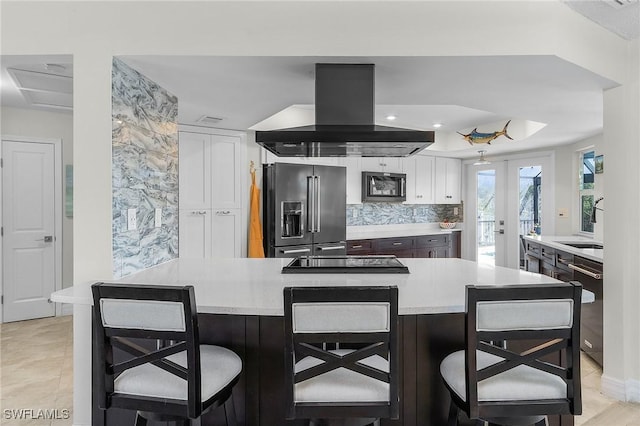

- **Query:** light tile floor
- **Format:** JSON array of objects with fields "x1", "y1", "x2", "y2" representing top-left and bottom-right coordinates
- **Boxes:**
[
  {"x1": 1, "y1": 316, "x2": 640, "y2": 425},
  {"x1": 1, "y1": 316, "x2": 73, "y2": 426}
]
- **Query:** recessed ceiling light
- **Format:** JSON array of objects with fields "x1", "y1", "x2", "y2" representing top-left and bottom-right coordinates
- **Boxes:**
[
  {"x1": 433, "y1": 123, "x2": 443, "y2": 128},
  {"x1": 386, "y1": 115, "x2": 397, "y2": 121}
]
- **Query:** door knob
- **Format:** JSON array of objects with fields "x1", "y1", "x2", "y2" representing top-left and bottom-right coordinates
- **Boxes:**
[{"x1": 35, "y1": 236, "x2": 54, "y2": 242}]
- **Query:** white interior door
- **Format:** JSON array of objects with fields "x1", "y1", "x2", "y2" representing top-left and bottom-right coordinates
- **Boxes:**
[{"x1": 2, "y1": 139, "x2": 57, "y2": 322}]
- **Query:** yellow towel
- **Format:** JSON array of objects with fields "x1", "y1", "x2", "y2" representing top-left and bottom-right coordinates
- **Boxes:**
[{"x1": 248, "y1": 168, "x2": 265, "y2": 258}]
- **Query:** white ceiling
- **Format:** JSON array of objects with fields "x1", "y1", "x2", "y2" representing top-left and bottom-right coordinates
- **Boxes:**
[{"x1": 1, "y1": 0, "x2": 636, "y2": 159}]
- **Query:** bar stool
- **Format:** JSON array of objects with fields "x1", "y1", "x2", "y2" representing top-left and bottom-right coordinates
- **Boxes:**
[
  {"x1": 283, "y1": 286, "x2": 399, "y2": 426},
  {"x1": 440, "y1": 282, "x2": 582, "y2": 426},
  {"x1": 92, "y1": 282, "x2": 242, "y2": 425}
]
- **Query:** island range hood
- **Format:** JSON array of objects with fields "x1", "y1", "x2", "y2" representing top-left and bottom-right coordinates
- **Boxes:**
[{"x1": 255, "y1": 64, "x2": 434, "y2": 157}]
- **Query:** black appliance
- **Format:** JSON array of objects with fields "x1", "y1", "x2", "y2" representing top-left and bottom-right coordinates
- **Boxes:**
[
  {"x1": 263, "y1": 163, "x2": 347, "y2": 258},
  {"x1": 569, "y1": 257, "x2": 603, "y2": 366},
  {"x1": 362, "y1": 171, "x2": 406, "y2": 202},
  {"x1": 255, "y1": 64, "x2": 435, "y2": 157},
  {"x1": 282, "y1": 255, "x2": 409, "y2": 274}
]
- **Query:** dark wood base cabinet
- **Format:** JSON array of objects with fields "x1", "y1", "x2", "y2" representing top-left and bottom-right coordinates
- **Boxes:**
[
  {"x1": 524, "y1": 239, "x2": 603, "y2": 367},
  {"x1": 348, "y1": 232, "x2": 461, "y2": 259},
  {"x1": 96, "y1": 313, "x2": 573, "y2": 426}
]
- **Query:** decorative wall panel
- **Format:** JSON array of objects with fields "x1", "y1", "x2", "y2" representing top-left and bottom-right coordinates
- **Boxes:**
[{"x1": 112, "y1": 58, "x2": 178, "y2": 278}]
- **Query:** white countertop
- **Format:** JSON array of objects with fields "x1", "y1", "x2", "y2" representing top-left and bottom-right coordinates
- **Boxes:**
[
  {"x1": 51, "y1": 257, "x2": 593, "y2": 316},
  {"x1": 347, "y1": 223, "x2": 462, "y2": 240},
  {"x1": 523, "y1": 235, "x2": 603, "y2": 263}
]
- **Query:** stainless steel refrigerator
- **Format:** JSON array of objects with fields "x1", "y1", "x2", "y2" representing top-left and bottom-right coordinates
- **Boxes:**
[{"x1": 263, "y1": 163, "x2": 347, "y2": 258}]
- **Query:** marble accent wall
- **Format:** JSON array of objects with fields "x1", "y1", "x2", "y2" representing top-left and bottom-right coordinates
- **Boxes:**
[
  {"x1": 112, "y1": 58, "x2": 179, "y2": 278},
  {"x1": 346, "y1": 203, "x2": 463, "y2": 226}
]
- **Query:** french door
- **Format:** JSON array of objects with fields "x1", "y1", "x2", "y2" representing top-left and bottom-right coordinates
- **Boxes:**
[
  {"x1": 467, "y1": 162, "x2": 506, "y2": 266},
  {"x1": 465, "y1": 155, "x2": 554, "y2": 269}
]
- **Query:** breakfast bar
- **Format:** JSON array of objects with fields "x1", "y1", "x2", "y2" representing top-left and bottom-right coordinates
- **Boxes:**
[{"x1": 52, "y1": 257, "x2": 588, "y2": 426}]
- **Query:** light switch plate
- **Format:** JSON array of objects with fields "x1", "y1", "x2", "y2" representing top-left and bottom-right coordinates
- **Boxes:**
[
  {"x1": 127, "y1": 209, "x2": 137, "y2": 230},
  {"x1": 154, "y1": 208, "x2": 162, "y2": 228}
]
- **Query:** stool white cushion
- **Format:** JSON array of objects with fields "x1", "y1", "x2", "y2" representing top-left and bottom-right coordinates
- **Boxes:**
[
  {"x1": 115, "y1": 345, "x2": 242, "y2": 401},
  {"x1": 294, "y1": 349, "x2": 389, "y2": 403},
  {"x1": 440, "y1": 350, "x2": 567, "y2": 402}
]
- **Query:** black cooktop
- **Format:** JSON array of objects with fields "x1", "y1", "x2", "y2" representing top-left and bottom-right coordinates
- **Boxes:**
[{"x1": 281, "y1": 255, "x2": 410, "y2": 274}]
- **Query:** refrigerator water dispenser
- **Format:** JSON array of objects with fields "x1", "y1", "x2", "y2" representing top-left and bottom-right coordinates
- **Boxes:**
[{"x1": 281, "y1": 201, "x2": 303, "y2": 238}]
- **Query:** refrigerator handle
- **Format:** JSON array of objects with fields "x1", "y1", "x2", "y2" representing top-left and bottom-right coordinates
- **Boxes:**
[
  {"x1": 401, "y1": 177, "x2": 406, "y2": 197},
  {"x1": 315, "y1": 175, "x2": 321, "y2": 232},
  {"x1": 307, "y1": 176, "x2": 315, "y2": 233}
]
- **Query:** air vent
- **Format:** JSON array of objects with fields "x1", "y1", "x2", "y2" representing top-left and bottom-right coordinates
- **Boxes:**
[
  {"x1": 602, "y1": 0, "x2": 637, "y2": 9},
  {"x1": 196, "y1": 115, "x2": 223, "y2": 125}
]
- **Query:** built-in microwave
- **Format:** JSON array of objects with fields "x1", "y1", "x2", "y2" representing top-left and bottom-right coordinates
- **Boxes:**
[{"x1": 361, "y1": 171, "x2": 406, "y2": 202}]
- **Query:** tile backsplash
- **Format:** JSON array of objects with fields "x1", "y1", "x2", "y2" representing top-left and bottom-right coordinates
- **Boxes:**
[
  {"x1": 112, "y1": 58, "x2": 179, "y2": 278},
  {"x1": 346, "y1": 203, "x2": 463, "y2": 226}
]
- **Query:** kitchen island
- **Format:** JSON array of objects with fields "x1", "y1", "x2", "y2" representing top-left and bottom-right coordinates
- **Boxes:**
[{"x1": 52, "y1": 258, "x2": 584, "y2": 426}]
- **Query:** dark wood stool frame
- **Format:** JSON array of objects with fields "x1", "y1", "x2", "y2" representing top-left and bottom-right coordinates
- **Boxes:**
[
  {"x1": 92, "y1": 282, "x2": 240, "y2": 425},
  {"x1": 283, "y1": 286, "x2": 400, "y2": 424},
  {"x1": 443, "y1": 281, "x2": 583, "y2": 426}
]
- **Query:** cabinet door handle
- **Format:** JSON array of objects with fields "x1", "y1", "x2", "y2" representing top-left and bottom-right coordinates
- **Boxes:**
[
  {"x1": 282, "y1": 248, "x2": 311, "y2": 254},
  {"x1": 568, "y1": 263, "x2": 603, "y2": 279},
  {"x1": 192, "y1": 211, "x2": 207, "y2": 215},
  {"x1": 392, "y1": 242, "x2": 403, "y2": 246},
  {"x1": 319, "y1": 246, "x2": 345, "y2": 251},
  {"x1": 351, "y1": 245, "x2": 363, "y2": 249},
  {"x1": 216, "y1": 210, "x2": 231, "y2": 215}
]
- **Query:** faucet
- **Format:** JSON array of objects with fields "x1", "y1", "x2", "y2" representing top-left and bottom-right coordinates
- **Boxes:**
[{"x1": 591, "y1": 197, "x2": 604, "y2": 223}]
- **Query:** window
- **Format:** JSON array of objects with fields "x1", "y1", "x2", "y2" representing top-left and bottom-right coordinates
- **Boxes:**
[{"x1": 579, "y1": 150, "x2": 595, "y2": 233}]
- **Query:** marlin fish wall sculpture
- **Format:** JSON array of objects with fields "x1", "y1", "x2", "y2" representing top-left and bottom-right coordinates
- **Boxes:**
[{"x1": 458, "y1": 120, "x2": 513, "y2": 145}]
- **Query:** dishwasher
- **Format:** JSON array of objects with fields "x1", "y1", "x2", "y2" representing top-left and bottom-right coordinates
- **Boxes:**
[{"x1": 569, "y1": 256, "x2": 603, "y2": 367}]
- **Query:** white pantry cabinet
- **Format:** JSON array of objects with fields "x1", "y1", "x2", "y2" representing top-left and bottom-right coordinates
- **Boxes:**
[
  {"x1": 403, "y1": 155, "x2": 435, "y2": 204},
  {"x1": 179, "y1": 128, "x2": 246, "y2": 258},
  {"x1": 434, "y1": 157, "x2": 461, "y2": 204},
  {"x1": 179, "y1": 210, "x2": 212, "y2": 258}
]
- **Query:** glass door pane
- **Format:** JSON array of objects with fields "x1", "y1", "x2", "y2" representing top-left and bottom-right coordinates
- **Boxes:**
[
  {"x1": 477, "y1": 169, "x2": 496, "y2": 266},
  {"x1": 518, "y1": 166, "x2": 542, "y2": 236}
]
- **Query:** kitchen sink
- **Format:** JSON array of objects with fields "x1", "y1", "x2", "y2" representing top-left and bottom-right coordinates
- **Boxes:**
[{"x1": 559, "y1": 242, "x2": 603, "y2": 250}]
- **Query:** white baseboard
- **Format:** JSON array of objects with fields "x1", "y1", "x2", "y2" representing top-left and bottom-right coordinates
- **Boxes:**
[{"x1": 601, "y1": 374, "x2": 640, "y2": 402}]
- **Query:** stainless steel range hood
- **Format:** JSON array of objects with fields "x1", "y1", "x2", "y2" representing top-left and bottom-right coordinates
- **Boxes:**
[{"x1": 255, "y1": 64, "x2": 434, "y2": 157}]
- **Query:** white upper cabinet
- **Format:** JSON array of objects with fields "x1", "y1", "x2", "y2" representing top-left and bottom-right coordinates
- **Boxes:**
[
  {"x1": 344, "y1": 157, "x2": 362, "y2": 204},
  {"x1": 434, "y1": 157, "x2": 462, "y2": 204},
  {"x1": 404, "y1": 155, "x2": 435, "y2": 204},
  {"x1": 360, "y1": 157, "x2": 402, "y2": 173}
]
